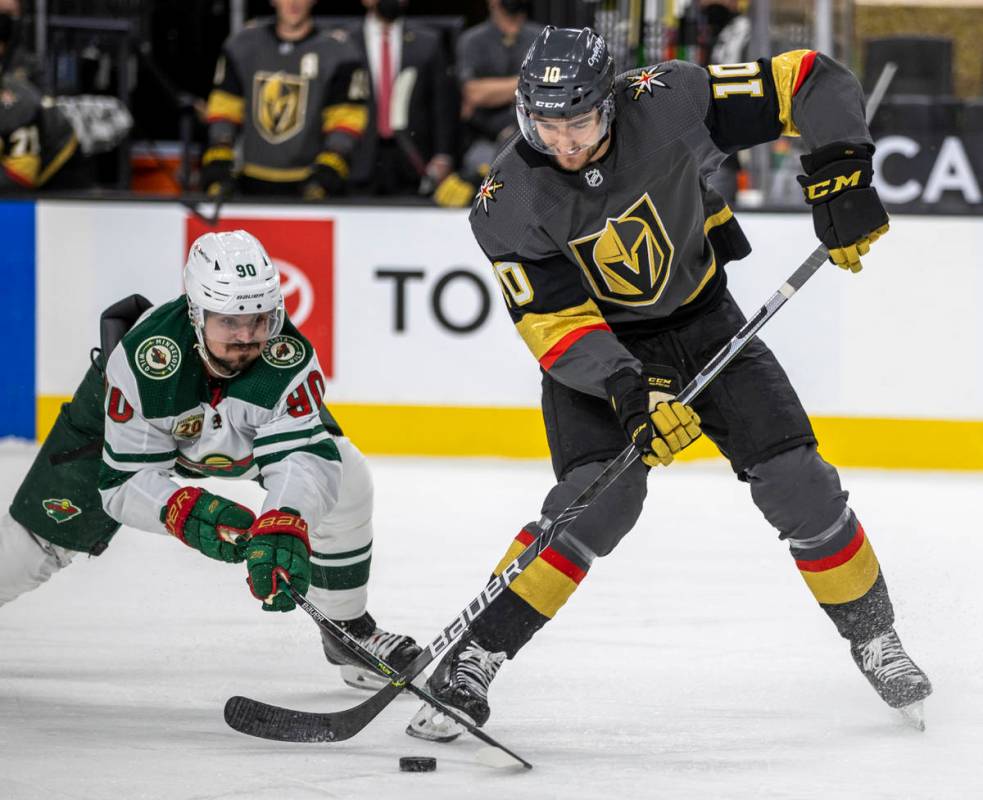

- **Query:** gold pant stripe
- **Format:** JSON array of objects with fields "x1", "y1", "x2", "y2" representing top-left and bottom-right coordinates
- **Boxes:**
[{"x1": 799, "y1": 535, "x2": 880, "y2": 605}]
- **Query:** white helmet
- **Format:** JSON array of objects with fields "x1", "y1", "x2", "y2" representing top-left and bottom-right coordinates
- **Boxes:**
[{"x1": 184, "y1": 230, "x2": 284, "y2": 374}]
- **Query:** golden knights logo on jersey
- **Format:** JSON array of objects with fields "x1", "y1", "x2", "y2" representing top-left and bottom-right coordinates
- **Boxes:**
[
  {"x1": 569, "y1": 193, "x2": 675, "y2": 306},
  {"x1": 253, "y1": 71, "x2": 309, "y2": 144},
  {"x1": 627, "y1": 68, "x2": 669, "y2": 100}
]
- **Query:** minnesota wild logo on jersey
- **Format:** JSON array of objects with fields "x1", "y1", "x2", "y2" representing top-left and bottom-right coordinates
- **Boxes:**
[
  {"x1": 135, "y1": 336, "x2": 181, "y2": 380},
  {"x1": 262, "y1": 335, "x2": 306, "y2": 368},
  {"x1": 569, "y1": 193, "x2": 675, "y2": 306},
  {"x1": 42, "y1": 498, "x2": 82, "y2": 524}
]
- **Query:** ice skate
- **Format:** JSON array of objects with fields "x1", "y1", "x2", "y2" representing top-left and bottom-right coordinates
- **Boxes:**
[
  {"x1": 406, "y1": 636, "x2": 506, "y2": 742},
  {"x1": 320, "y1": 611, "x2": 421, "y2": 690},
  {"x1": 851, "y1": 628, "x2": 932, "y2": 729}
]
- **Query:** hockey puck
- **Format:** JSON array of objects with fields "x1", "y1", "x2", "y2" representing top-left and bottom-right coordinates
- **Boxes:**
[{"x1": 399, "y1": 756, "x2": 437, "y2": 773}]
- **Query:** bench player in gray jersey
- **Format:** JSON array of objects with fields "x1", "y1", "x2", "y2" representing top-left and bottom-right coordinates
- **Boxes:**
[
  {"x1": 409, "y1": 27, "x2": 931, "y2": 740},
  {"x1": 0, "y1": 231, "x2": 420, "y2": 691},
  {"x1": 202, "y1": 0, "x2": 368, "y2": 199}
]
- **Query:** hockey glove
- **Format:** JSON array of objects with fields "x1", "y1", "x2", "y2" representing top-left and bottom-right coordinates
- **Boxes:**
[
  {"x1": 797, "y1": 142, "x2": 889, "y2": 273},
  {"x1": 245, "y1": 508, "x2": 312, "y2": 612},
  {"x1": 433, "y1": 172, "x2": 476, "y2": 207},
  {"x1": 303, "y1": 152, "x2": 348, "y2": 200},
  {"x1": 200, "y1": 146, "x2": 236, "y2": 197},
  {"x1": 162, "y1": 487, "x2": 254, "y2": 563},
  {"x1": 605, "y1": 365, "x2": 702, "y2": 468}
]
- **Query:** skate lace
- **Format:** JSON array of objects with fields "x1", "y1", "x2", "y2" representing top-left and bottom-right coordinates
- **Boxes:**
[
  {"x1": 860, "y1": 631, "x2": 923, "y2": 683},
  {"x1": 362, "y1": 629, "x2": 410, "y2": 661},
  {"x1": 453, "y1": 642, "x2": 506, "y2": 699}
]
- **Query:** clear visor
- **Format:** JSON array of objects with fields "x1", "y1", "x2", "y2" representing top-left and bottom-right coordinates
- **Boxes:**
[
  {"x1": 516, "y1": 98, "x2": 613, "y2": 157},
  {"x1": 202, "y1": 308, "x2": 282, "y2": 345}
]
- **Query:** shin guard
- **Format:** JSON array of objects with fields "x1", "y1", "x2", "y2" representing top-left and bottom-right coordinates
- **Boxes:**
[
  {"x1": 470, "y1": 523, "x2": 590, "y2": 657},
  {"x1": 791, "y1": 515, "x2": 894, "y2": 641}
]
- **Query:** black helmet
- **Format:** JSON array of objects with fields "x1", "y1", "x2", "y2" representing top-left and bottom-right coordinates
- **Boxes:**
[{"x1": 516, "y1": 26, "x2": 616, "y2": 156}]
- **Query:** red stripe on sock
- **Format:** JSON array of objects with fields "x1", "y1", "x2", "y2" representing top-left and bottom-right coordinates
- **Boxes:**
[
  {"x1": 796, "y1": 523, "x2": 866, "y2": 572},
  {"x1": 539, "y1": 546, "x2": 588, "y2": 584},
  {"x1": 515, "y1": 528, "x2": 535, "y2": 547},
  {"x1": 792, "y1": 51, "x2": 818, "y2": 95}
]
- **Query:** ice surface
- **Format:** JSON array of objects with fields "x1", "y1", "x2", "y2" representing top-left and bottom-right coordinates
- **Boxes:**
[{"x1": 1, "y1": 441, "x2": 981, "y2": 799}]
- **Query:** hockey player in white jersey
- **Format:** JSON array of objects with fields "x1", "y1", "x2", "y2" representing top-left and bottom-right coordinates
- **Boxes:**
[{"x1": 1, "y1": 229, "x2": 419, "y2": 690}]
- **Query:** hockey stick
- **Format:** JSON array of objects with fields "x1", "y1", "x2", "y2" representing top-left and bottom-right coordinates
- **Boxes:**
[
  {"x1": 220, "y1": 241, "x2": 830, "y2": 744},
  {"x1": 224, "y1": 574, "x2": 532, "y2": 769},
  {"x1": 225, "y1": 69, "x2": 896, "y2": 744}
]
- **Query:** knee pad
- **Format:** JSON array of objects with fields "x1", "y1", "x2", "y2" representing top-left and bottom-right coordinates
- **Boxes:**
[
  {"x1": 542, "y1": 459, "x2": 647, "y2": 560},
  {"x1": 746, "y1": 444, "x2": 849, "y2": 542}
]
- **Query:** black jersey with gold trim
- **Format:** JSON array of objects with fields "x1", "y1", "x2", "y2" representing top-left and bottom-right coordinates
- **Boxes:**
[
  {"x1": 205, "y1": 20, "x2": 368, "y2": 184},
  {"x1": 0, "y1": 74, "x2": 78, "y2": 189},
  {"x1": 471, "y1": 51, "x2": 871, "y2": 398}
]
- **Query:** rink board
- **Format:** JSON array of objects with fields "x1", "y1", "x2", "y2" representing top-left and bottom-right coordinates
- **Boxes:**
[{"x1": 2, "y1": 199, "x2": 981, "y2": 468}]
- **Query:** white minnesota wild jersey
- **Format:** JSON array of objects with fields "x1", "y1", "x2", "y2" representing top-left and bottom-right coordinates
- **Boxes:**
[{"x1": 100, "y1": 297, "x2": 342, "y2": 535}]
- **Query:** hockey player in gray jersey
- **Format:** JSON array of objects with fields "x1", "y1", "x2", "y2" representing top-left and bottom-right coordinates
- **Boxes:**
[
  {"x1": 0, "y1": 230, "x2": 419, "y2": 691},
  {"x1": 202, "y1": 0, "x2": 368, "y2": 198},
  {"x1": 408, "y1": 27, "x2": 930, "y2": 740}
]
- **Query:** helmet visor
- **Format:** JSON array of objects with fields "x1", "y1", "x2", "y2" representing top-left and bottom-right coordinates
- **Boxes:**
[
  {"x1": 516, "y1": 98, "x2": 613, "y2": 156},
  {"x1": 202, "y1": 308, "x2": 283, "y2": 345}
]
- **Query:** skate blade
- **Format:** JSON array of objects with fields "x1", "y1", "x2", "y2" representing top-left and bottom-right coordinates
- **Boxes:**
[
  {"x1": 899, "y1": 701, "x2": 926, "y2": 732},
  {"x1": 405, "y1": 704, "x2": 467, "y2": 743}
]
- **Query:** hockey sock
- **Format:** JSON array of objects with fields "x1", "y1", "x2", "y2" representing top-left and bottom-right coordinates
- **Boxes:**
[
  {"x1": 470, "y1": 523, "x2": 590, "y2": 658},
  {"x1": 790, "y1": 516, "x2": 895, "y2": 641}
]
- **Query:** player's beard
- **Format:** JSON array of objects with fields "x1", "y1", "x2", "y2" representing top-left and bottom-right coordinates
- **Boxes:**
[
  {"x1": 210, "y1": 342, "x2": 262, "y2": 374},
  {"x1": 551, "y1": 136, "x2": 606, "y2": 172}
]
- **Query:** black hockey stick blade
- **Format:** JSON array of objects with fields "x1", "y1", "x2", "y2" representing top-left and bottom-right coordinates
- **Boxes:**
[
  {"x1": 233, "y1": 67, "x2": 899, "y2": 751},
  {"x1": 224, "y1": 579, "x2": 533, "y2": 766},
  {"x1": 224, "y1": 687, "x2": 400, "y2": 743},
  {"x1": 288, "y1": 583, "x2": 533, "y2": 767}
]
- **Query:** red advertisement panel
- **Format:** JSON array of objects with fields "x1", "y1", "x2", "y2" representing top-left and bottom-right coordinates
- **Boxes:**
[{"x1": 185, "y1": 217, "x2": 334, "y2": 377}]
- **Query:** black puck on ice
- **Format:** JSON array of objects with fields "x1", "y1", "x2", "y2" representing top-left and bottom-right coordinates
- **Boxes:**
[{"x1": 399, "y1": 756, "x2": 437, "y2": 773}]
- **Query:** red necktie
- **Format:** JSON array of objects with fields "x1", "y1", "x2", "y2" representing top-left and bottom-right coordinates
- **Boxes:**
[{"x1": 377, "y1": 27, "x2": 393, "y2": 138}]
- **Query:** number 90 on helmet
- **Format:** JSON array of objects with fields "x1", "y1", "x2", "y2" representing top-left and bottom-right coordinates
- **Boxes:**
[
  {"x1": 184, "y1": 230, "x2": 284, "y2": 346},
  {"x1": 515, "y1": 26, "x2": 616, "y2": 157}
]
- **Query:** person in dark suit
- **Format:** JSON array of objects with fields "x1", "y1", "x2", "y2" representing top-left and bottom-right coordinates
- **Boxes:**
[{"x1": 348, "y1": 0, "x2": 455, "y2": 196}]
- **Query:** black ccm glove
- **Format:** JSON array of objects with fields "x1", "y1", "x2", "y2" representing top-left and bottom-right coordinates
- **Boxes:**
[
  {"x1": 797, "y1": 142, "x2": 890, "y2": 273},
  {"x1": 605, "y1": 365, "x2": 702, "y2": 468}
]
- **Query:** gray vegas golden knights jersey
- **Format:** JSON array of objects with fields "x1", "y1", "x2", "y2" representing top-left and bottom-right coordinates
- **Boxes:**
[
  {"x1": 99, "y1": 298, "x2": 342, "y2": 536},
  {"x1": 206, "y1": 20, "x2": 368, "y2": 181},
  {"x1": 471, "y1": 51, "x2": 872, "y2": 399}
]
